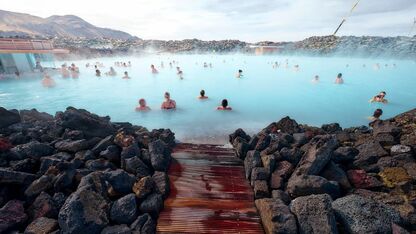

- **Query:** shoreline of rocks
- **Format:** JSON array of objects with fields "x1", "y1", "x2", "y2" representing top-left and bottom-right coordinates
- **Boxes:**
[
  {"x1": 50, "y1": 35, "x2": 416, "y2": 60},
  {"x1": 0, "y1": 106, "x2": 175, "y2": 234},
  {"x1": 229, "y1": 108, "x2": 416, "y2": 233}
]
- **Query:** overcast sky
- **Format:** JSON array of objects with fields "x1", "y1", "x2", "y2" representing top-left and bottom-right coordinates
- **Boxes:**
[{"x1": 3, "y1": 0, "x2": 416, "y2": 42}]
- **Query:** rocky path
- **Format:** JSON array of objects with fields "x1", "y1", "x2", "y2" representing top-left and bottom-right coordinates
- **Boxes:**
[{"x1": 157, "y1": 143, "x2": 264, "y2": 234}]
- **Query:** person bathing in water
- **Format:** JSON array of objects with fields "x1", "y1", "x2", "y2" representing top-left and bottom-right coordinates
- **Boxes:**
[
  {"x1": 335, "y1": 73, "x2": 344, "y2": 84},
  {"x1": 368, "y1": 109, "x2": 383, "y2": 127},
  {"x1": 135, "y1": 98, "x2": 151, "y2": 111},
  {"x1": 161, "y1": 92, "x2": 176, "y2": 110},
  {"x1": 42, "y1": 74, "x2": 56, "y2": 88},
  {"x1": 106, "y1": 67, "x2": 117, "y2": 76},
  {"x1": 217, "y1": 99, "x2": 232, "y2": 111},
  {"x1": 312, "y1": 75, "x2": 319, "y2": 83},
  {"x1": 95, "y1": 69, "x2": 101, "y2": 77},
  {"x1": 122, "y1": 71, "x2": 130, "y2": 79},
  {"x1": 198, "y1": 90, "x2": 208, "y2": 99},
  {"x1": 236, "y1": 69, "x2": 243, "y2": 78},
  {"x1": 176, "y1": 67, "x2": 183, "y2": 79},
  {"x1": 151, "y1": 64, "x2": 158, "y2": 74},
  {"x1": 370, "y1": 91, "x2": 388, "y2": 104}
]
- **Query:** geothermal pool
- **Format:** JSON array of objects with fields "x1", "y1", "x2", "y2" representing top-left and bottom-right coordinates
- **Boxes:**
[{"x1": 1, "y1": 54, "x2": 415, "y2": 143}]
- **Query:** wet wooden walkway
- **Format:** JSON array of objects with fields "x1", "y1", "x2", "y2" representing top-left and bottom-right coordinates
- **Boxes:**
[{"x1": 157, "y1": 143, "x2": 264, "y2": 234}]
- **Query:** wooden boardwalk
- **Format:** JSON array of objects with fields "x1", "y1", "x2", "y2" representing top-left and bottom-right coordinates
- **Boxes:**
[{"x1": 157, "y1": 143, "x2": 264, "y2": 234}]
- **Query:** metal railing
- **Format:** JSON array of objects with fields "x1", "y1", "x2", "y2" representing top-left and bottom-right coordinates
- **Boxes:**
[{"x1": 0, "y1": 38, "x2": 54, "y2": 51}]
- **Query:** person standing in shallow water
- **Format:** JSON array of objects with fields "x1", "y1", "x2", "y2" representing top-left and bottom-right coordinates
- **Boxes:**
[
  {"x1": 198, "y1": 90, "x2": 208, "y2": 99},
  {"x1": 335, "y1": 73, "x2": 344, "y2": 84},
  {"x1": 161, "y1": 92, "x2": 176, "y2": 110},
  {"x1": 217, "y1": 99, "x2": 232, "y2": 110}
]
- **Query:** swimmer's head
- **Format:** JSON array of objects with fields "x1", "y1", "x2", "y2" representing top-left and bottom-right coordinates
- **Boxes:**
[
  {"x1": 200, "y1": 90, "x2": 205, "y2": 97},
  {"x1": 373, "y1": 109, "x2": 383, "y2": 118},
  {"x1": 124, "y1": 71, "x2": 128, "y2": 75},
  {"x1": 151, "y1": 64, "x2": 155, "y2": 68},
  {"x1": 337, "y1": 73, "x2": 342, "y2": 78},
  {"x1": 139, "y1": 98, "x2": 146, "y2": 107},
  {"x1": 314, "y1": 75, "x2": 319, "y2": 80},
  {"x1": 221, "y1": 99, "x2": 228, "y2": 108},
  {"x1": 379, "y1": 91, "x2": 386, "y2": 97},
  {"x1": 164, "y1": 92, "x2": 170, "y2": 99},
  {"x1": 238, "y1": 70, "x2": 243, "y2": 73}
]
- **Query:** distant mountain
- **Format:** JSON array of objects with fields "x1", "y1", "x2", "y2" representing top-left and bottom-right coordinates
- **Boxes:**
[{"x1": 0, "y1": 9, "x2": 137, "y2": 40}]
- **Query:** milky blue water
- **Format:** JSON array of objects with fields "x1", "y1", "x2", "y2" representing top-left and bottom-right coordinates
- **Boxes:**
[{"x1": 1, "y1": 54, "x2": 415, "y2": 143}]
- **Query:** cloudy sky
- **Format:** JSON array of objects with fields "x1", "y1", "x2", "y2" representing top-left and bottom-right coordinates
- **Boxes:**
[{"x1": 3, "y1": 0, "x2": 416, "y2": 42}]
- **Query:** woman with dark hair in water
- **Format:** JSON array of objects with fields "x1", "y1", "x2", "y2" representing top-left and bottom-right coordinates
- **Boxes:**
[
  {"x1": 369, "y1": 108, "x2": 383, "y2": 123},
  {"x1": 198, "y1": 90, "x2": 208, "y2": 99},
  {"x1": 335, "y1": 73, "x2": 344, "y2": 84},
  {"x1": 122, "y1": 71, "x2": 130, "y2": 79},
  {"x1": 217, "y1": 99, "x2": 232, "y2": 110},
  {"x1": 151, "y1": 64, "x2": 158, "y2": 74},
  {"x1": 135, "y1": 98, "x2": 151, "y2": 111},
  {"x1": 370, "y1": 91, "x2": 388, "y2": 104},
  {"x1": 236, "y1": 69, "x2": 243, "y2": 78},
  {"x1": 161, "y1": 92, "x2": 176, "y2": 110}
]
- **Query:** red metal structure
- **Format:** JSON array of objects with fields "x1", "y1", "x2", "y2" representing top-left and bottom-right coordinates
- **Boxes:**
[{"x1": 0, "y1": 38, "x2": 68, "y2": 54}]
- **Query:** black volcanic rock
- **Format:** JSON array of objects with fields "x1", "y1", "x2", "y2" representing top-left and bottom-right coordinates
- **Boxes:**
[
  {"x1": 231, "y1": 109, "x2": 416, "y2": 233},
  {"x1": 0, "y1": 200, "x2": 27, "y2": 233},
  {"x1": 56, "y1": 107, "x2": 116, "y2": 138},
  {"x1": 58, "y1": 189, "x2": 109, "y2": 234},
  {"x1": 0, "y1": 106, "x2": 174, "y2": 233},
  {"x1": 332, "y1": 194, "x2": 403, "y2": 234},
  {"x1": 0, "y1": 107, "x2": 21, "y2": 128},
  {"x1": 110, "y1": 193, "x2": 137, "y2": 225},
  {"x1": 290, "y1": 194, "x2": 338, "y2": 234}
]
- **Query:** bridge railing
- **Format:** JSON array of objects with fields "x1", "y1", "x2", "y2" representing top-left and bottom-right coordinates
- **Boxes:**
[{"x1": 0, "y1": 39, "x2": 54, "y2": 51}]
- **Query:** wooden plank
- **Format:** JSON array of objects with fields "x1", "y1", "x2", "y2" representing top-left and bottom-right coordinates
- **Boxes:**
[{"x1": 157, "y1": 144, "x2": 264, "y2": 234}]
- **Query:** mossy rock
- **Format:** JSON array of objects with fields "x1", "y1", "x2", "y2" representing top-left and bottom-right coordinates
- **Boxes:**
[{"x1": 378, "y1": 167, "x2": 411, "y2": 188}]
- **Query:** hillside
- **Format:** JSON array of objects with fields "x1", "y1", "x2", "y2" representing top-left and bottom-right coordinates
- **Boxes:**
[{"x1": 0, "y1": 9, "x2": 136, "y2": 40}]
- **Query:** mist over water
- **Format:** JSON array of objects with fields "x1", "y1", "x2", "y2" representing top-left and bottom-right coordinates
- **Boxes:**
[{"x1": 1, "y1": 54, "x2": 415, "y2": 144}]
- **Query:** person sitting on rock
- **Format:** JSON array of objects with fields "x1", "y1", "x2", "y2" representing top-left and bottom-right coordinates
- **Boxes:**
[
  {"x1": 368, "y1": 108, "x2": 383, "y2": 124},
  {"x1": 135, "y1": 98, "x2": 151, "y2": 111},
  {"x1": 42, "y1": 74, "x2": 56, "y2": 88},
  {"x1": 236, "y1": 69, "x2": 243, "y2": 78},
  {"x1": 198, "y1": 90, "x2": 208, "y2": 99},
  {"x1": 217, "y1": 99, "x2": 232, "y2": 111},
  {"x1": 335, "y1": 73, "x2": 344, "y2": 84},
  {"x1": 122, "y1": 71, "x2": 130, "y2": 79},
  {"x1": 151, "y1": 64, "x2": 158, "y2": 74},
  {"x1": 161, "y1": 92, "x2": 176, "y2": 110},
  {"x1": 370, "y1": 91, "x2": 388, "y2": 104}
]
